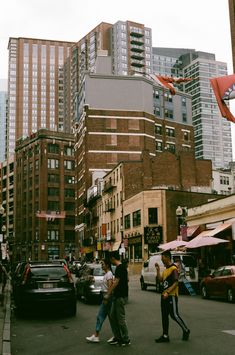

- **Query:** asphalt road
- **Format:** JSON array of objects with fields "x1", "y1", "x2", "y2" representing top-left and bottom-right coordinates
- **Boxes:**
[{"x1": 11, "y1": 276, "x2": 235, "y2": 355}]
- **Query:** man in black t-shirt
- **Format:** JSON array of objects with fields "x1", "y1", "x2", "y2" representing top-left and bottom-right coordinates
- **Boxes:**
[{"x1": 104, "y1": 251, "x2": 130, "y2": 346}]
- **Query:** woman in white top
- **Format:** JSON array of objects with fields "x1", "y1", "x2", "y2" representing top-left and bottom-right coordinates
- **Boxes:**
[{"x1": 86, "y1": 258, "x2": 114, "y2": 343}]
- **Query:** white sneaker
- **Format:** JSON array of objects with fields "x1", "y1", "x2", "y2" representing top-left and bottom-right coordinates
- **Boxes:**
[
  {"x1": 86, "y1": 334, "x2": 100, "y2": 343},
  {"x1": 107, "y1": 336, "x2": 115, "y2": 343}
]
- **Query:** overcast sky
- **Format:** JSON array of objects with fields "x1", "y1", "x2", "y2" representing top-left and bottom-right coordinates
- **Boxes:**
[{"x1": 0, "y1": 0, "x2": 234, "y2": 156}]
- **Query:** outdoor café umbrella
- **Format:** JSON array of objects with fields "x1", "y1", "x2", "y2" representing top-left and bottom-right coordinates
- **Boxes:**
[
  {"x1": 159, "y1": 239, "x2": 188, "y2": 250},
  {"x1": 186, "y1": 235, "x2": 229, "y2": 249}
]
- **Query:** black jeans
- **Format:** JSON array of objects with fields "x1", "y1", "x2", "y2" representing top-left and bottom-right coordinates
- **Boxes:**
[{"x1": 161, "y1": 295, "x2": 189, "y2": 336}]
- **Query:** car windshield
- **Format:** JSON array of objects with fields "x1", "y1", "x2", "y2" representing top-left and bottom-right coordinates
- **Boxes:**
[
  {"x1": 30, "y1": 267, "x2": 67, "y2": 279},
  {"x1": 92, "y1": 267, "x2": 105, "y2": 276}
]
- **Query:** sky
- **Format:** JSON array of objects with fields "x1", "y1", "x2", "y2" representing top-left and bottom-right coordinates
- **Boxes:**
[{"x1": 0, "y1": 0, "x2": 234, "y2": 156}]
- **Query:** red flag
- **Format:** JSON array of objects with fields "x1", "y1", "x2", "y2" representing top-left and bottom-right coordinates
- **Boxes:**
[
  {"x1": 210, "y1": 74, "x2": 235, "y2": 123},
  {"x1": 153, "y1": 75, "x2": 193, "y2": 95}
]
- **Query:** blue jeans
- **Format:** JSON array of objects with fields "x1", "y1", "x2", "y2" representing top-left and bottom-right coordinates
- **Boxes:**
[{"x1": 95, "y1": 296, "x2": 112, "y2": 333}]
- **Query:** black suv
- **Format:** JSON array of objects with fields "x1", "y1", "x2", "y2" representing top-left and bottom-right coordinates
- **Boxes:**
[{"x1": 12, "y1": 261, "x2": 76, "y2": 316}]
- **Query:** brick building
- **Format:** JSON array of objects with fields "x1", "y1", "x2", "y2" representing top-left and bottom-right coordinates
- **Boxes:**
[
  {"x1": 14, "y1": 129, "x2": 75, "y2": 261},
  {"x1": 82, "y1": 151, "x2": 219, "y2": 271}
]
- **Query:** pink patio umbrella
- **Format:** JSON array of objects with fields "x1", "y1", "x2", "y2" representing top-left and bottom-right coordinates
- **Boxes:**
[
  {"x1": 186, "y1": 235, "x2": 229, "y2": 249},
  {"x1": 159, "y1": 240, "x2": 188, "y2": 250}
]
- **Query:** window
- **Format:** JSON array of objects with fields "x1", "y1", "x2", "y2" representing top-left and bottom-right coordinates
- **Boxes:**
[
  {"x1": 155, "y1": 125, "x2": 162, "y2": 135},
  {"x1": 64, "y1": 146, "x2": 74, "y2": 156},
  {"x1": 182, "y1": 113, "x2": 187, "y2": 122},
  {"x1": 166, "y1": 127, "x2": 175, "y2": 137},
  {"x1": 48, "y1": 143, "x2": 59, "y2": 154},
  {"x1": 65, "y1": 189, "x2": 75, "y2": 198},
  {"x1": 182, "y1": 97, "x2": 186, "y2": 107},
  {"x1": 183, "y1": 131, "x2": 190, "y2": 141},
  {"x1": 64, "y1": 202, "x2": 75, "y2": 211},
  {"x1": 156, "y1": 141, "x2": 163, "y2": 152},
  {"x1": 48, "y1": 187, "x2": 59, "y2": 196},
  {"x1": 133, "y1": 210, "x2": 141, "y2": 227},
  {"x1": 48, "y1": 159, "x2": 59, "y2": 169},
  {"x1": 47, "y1": 230, "x2": 59, "y2": 241},
  {"x1": 165, "y1": 109, "x2": 174, "y2": 119},
  {"x1": 47, "y1": 201, "x2": 59, "y2": 210},
  {"x1": 154, "y1": 106, "x2": 161, "y2": 116},
  {"x1": 166, "y1": 143, "x2": 175, "y2": 153},
  {"x1": 64, "y1": 175, "x2": 75, "y2": 184},
  {"x1": 48, "y1": 174, "x2": 60, "y2": 183},
  {"x1": 64, "y1": 160, "x2": 74, "y2": 170},
  {"x1": 124, "y1": 214, "x2": 131, "y2": 229},
  {"x1": 148, "y1": 208, "x2": 158, "y2": 224}
]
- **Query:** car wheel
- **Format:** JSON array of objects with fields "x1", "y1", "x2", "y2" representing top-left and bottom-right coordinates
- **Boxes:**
[
  {"x1": 227, "y1": 288, "x2": 234, "y2": 303},
  {"x1": 140, "y1": 277, "x2": 147, "y2": 290},
  {"x1": 68, "y1": 302, "x2": 77, "y2": 316},
  {"x1": 201, "y1": 285, "x2": 209, "y2": 299}
]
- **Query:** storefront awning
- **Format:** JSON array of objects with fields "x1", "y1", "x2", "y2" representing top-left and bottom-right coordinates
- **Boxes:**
[
  {"x1": 199, "y1": 222, "x2": 233, "y2": 238},
  {"x1": 187, "y1": 225, "x2": 200, "y2": 238}
]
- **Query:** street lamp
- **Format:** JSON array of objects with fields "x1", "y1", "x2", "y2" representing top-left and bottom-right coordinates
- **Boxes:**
[{"x1": 176, "y1": 206, "x2": 187, "y2": 239}]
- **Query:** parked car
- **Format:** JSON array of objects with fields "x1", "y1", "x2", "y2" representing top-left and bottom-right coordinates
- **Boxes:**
[
  {"x1": 201, "y1": 265, "x2": 235, "y2": 303},
  {"x1": 76, "y1": 263, "x2": 105, "y2": 303},
  {"x1": 140, "y1": 251, "x2": 199, "y2": 293},
  {"x1": 12, "y1": 261, "x2": 77, "y2": 316}
]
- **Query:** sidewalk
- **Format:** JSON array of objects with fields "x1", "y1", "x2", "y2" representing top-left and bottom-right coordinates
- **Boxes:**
[{"x1": 0, "y1": 281, "x2": 11, "y2": 355}]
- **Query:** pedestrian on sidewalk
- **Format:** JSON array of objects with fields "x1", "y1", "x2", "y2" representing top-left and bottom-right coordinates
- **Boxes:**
[
  {"x1": 105, "y1": 251, "x2": 130, "y2": 347},
  {"x1": 155, "y1": 250, "x2": 190, "y2": 343},
  {"x1": 86, "y1": 258, "x2": 114, "y2": 343},
  {"x1": 0, "y1": 262, "x2": 10, "y2": 306}
]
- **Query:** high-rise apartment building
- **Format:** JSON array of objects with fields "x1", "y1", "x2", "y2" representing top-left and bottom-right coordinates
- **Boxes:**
[
  {"x1": 181, "y1": 52, "x2": 232, "y2": 168},
  {"x1": 7, "y1": 37, "x2": 75, "y2": 157},
  {"x1": 152, "y1": 47, "x2": 194, "y2": 76},
  {"x1": 152, "y1": 48, "x2": 232, "y2": 169},
  {"x1": 0, "y1": 80, "x2": 7, "y2": 162},
  {"x1": 69, "y1": 21, "x2": 152, "y2": 123}
]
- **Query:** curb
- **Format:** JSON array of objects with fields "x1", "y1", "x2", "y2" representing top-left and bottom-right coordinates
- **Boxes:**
[{"x1": 2, "y1": 281, "x2": 11, "y2": 355}]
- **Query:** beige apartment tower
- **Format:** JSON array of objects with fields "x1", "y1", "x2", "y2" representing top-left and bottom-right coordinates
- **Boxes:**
[{"x1": 7, "y1": 37, "x2": 75, "y2": 157}]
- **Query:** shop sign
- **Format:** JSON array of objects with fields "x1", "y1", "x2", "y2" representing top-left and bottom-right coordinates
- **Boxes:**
[{"x1": 144, "y1": 226, "x2": 163, "y2": 245}]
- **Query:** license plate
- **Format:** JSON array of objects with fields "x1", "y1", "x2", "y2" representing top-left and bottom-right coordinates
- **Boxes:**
[{"x1": 42, "y1": 283, "x2": 54, "y2": 289}]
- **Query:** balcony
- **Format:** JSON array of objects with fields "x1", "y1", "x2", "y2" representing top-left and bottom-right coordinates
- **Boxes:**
[
  {"x1": 103, "y1": 181, "x2": 116, "y2": 193},
  {"x1": 131, "y1": 59, "x2": 145, "y2": 67},
  {"x1": 130, "y1": 44, "x2": 144, "y2": 53},
  {"x1": 105, "y1": 202, "x2": 115, "y2": 213},
  {"x1": 130, "y1": 37, "x2": 144, "y2": 46},
  {"x1": 131, "y1": 52, "x2": 145, "y2": 60},
  {"x1": 130, "y1": 28, "x2": 144, "y2": 37}
]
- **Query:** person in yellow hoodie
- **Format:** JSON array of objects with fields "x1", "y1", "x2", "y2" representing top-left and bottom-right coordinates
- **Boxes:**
[{"x1": 155, "y1": 250, "x2": 190, "y2": 343}]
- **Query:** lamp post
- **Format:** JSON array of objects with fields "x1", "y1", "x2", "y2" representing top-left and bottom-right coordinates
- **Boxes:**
[{"x1": 176, "y1": 206, "x2": 187, "y2": 239}]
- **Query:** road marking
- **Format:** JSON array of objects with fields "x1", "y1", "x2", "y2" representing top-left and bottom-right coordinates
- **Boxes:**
[{"x1": 222, "y1": 330, "x2": 235, "y2": 336}]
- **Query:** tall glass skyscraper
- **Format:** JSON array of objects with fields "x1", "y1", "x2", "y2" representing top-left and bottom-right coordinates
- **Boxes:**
[{"x1": 152, "y1": 48, "x2": 232, "y2": 169}]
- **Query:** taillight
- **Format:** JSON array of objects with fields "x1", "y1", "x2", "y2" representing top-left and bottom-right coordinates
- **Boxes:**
[
  {"x1": 22, "y1": 266, "x2": 30, "y2": 285},
  {"x1": 64, "y1": 264, "x2": 74, "y2": 283}
]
